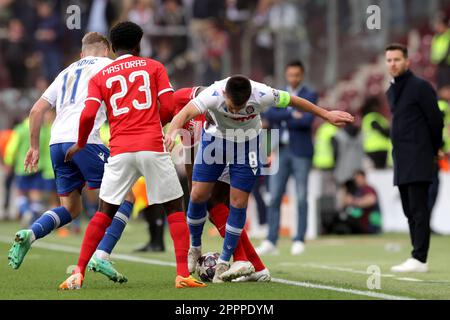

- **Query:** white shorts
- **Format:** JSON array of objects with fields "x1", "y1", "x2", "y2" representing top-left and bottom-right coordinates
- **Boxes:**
[{"x1": 99, "y1": 151, "x2": 184, "y2": 205}]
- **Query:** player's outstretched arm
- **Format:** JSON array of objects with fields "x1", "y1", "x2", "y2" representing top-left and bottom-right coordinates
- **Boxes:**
[
  {"x1": 165, "y1": 101, "x2": 201, "y2": 152},
  {"x1": 289, "y1": 95, "x2": 354, "y2": 127},
  {"x1": 25, "y1": 98, "x2": 52, "y2": 173}
]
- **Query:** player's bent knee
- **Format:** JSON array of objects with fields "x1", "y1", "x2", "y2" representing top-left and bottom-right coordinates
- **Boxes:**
[
  {"x1": 190, "y1": 182, "x2": 214, "y2": 203},
  {"x1": 190, "y1": 191, "x2": 209, "y2": 204},
  {"x1": 229, "y1": 188, "x2": 250, "y2": 209},
  {"x1": 229, "y1": 196, "x2": 248, "y2": 209}
]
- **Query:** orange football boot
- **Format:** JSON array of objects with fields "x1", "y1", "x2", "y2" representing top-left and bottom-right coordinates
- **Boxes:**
[{"x1": 175, "y1": 275, "x2": 206, "y2": 288}]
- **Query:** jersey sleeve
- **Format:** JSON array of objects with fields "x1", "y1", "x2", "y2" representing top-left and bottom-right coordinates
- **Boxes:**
[
  {"x1": 85, "y1": 74, "x2": 103, "y2": 105},
  {"x1": 191, "y1": 85, "x2": 219, "y2": 113},
  {"x1": 41, "y1": 74, "x2": 62, "y2": 107},
  {"x1": 155, "y1": 63, "x2": 174, "y2": 97},
  {"x1": 256, "y1": 83, "x2": 291, "y2": 111}
]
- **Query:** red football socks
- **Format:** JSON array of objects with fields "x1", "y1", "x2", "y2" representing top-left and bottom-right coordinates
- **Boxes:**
[
  {"x1": 239, "y1": 228, "x2": 266, "y2": 272},
  {"x1": 167, "y1": 212, "x2": 190, "y2": 277},
  {"x1": 208, "y1": 203, "x2": 248, "y2": 262},
  {"x1": 76, "y1": 212, "x2": 112, "y2": 276}
]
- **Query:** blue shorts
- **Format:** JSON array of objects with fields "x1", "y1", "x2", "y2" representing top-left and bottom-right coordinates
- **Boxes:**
[
  {"x1": 192, "y1": 131, "x2": 261, "y2": 193},
  {"x1": 15, "y1": 173, "x2": 44, "y2": 192},
  {"x1": 50, "y1": 143, "x2": 109, "y2": 196},
  {"x1": 41, "y1": 177, "x2": 56, "y2": 192}
]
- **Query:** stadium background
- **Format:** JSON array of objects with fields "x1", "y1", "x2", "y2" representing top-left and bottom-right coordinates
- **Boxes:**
[{"x1": 0, "y1": 0, "x2": 450, "y2": 300}]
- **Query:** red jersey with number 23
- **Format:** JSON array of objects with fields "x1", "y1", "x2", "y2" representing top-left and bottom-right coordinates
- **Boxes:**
[{"x1": 86, "y1": 54, "x2": 173, "y2": 156}]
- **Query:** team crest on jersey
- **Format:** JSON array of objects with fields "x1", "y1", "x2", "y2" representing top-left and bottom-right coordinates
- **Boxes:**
[
  {"x1": 272, "y1": 89, "x2": 280, "y2": 103},
  {"x1": 212, "y1": 90, "x2": 219, "y2": 97},
  {"x1": 245, "y1": 106, "x2": 255, "y2": 114},
  {"x1": 259, "y1": 91, "x2": 266, "y2": 98}
]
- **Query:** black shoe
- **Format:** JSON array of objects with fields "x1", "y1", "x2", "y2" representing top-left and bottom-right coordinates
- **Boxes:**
[{"x1": 134, "y1": 243, "x2": 165, "y2": 253}]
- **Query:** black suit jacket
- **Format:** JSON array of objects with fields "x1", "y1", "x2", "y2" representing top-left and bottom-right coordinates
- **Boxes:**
[{"x1": 386, "y1": 70, "x2": 443, "y2": 186}]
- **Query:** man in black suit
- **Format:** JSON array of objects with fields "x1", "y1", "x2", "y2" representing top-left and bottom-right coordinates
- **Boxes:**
[{"x1": 385, "y1": 44, "x2": 444, "y2": 273}]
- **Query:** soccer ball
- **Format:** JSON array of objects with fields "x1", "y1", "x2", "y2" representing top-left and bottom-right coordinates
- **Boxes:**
[{"x1": 196, "y1": 252, "x2": 220, "y2": 282}]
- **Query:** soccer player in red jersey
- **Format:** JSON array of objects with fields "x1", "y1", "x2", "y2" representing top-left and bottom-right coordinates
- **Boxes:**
[
  {"x1": 163, "y1": 87, "x2": 270, "y2": 282},
  {"x1": 61, "y1": 21, "x2": 205, "y2": 289}
]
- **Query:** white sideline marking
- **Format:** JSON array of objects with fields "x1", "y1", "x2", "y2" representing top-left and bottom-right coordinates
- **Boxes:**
[
  {"x1": 0, "y1": 236, "x2": 415, "y2": 300},
  {"x1": 396, "y1": 277, "x2": 424, "y2": 282},
  {"x1": 280, "y1": 262, "x2": 425, "y2": 283},
  {"x1": 294, "y1": 263, "x2": 397, "y2": 278},
  {"x1": 270, "y1": 278, "x2": 414, "y2": 300},
  {"x1": 278, "y1": 262, "x2": 424, "y2": 282}
]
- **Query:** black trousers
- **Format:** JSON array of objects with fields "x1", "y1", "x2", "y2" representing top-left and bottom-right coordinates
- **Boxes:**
[
  {"x1": 141, "y1": 205, "x2": 165, "y2": 248},
  {"x1": 398, "y1": 182, "x2": 431, "y2": 263},
  {"x1": 427, "y1": 163, "x2": 440, "y2": 214},
  {"x1": 367, "y1": 151, "x2": 388, "y2": 169}
]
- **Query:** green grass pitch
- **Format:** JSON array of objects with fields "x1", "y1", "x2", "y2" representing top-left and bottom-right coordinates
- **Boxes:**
[{"x1": 0, "y1": 219, "x2": 449, "y2": 300}]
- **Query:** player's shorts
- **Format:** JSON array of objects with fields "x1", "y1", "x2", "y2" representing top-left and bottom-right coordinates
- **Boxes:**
[
  {"x1": 15, "y1": 173, "x2": 44, "y2": 192},
  {"x1": 99, "y1": 151, "x2": 184, "y2": 205},
  {"x1": 192, "y1": 130, "x2": 261, "y2": 193},
  {"x1": 217, "y1": 165, "x2": 230, "y2": 185},
  {"x1": 50, "y1": 143, "x2": 109, "y2": 196},
  {"x1": 40, "y1": 177, "x2": 57, "y2": 192}
]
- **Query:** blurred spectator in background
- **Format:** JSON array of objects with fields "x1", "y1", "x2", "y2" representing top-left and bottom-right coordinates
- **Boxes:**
[
  {"x1": 334, "y1": 170, "x2": 382, "y2": 234},
  {"x1": 201, "y1": 19, "x2": 228, "y2": 85},
  {"x1": 0, "y1": 119, "x2": 17, "y2": 220},
  {"x1": 157, "y1": 0, "x2": 185, "y2": 26},
  {"x1": 86, "y1": 0, "x2": 119, "y2": 36},
  {"x1": 0, "y1": 0, "x2": 14, "y2": 30},
  {"x1": 128, "y1": 0, "x2": 155, "y2": 57},
  {"x1": 437, "y1": 85, "x2": 450, "y2": 157},
  {"x1": 4, "y1": 19, "x2": 29, "y2": 88},
  {"x1": 257, "y1": 60, "x2": 317, "y2": 256},
  {"x1": 348, "y1": 0, "x2": 372, "y2": 35},
  {"x1": 251, "y1": 0, "x2": 274, "y2": 77},
  {"x1": 361, "y1": 96, "x2": 391, "y2": 169},
  {"x1": 313, "y1": 122, "x2": 338, "y2": 171},
  {"x1": 225, "y1": 0, "x2": 253, "y2": 23},
  {"x1": 41, "y1": 109, "x2": 58, "y2": 207},
  {"x1": 189, "y1": 0, "x2": 225, "y2": 84},
  {"x1": 313, "y1": 121, "x2": 339, "y2": 234},
  {"x1": 34, "y1": 0, "x2": 63, "y2": 83},
  {"x1": 268, "y1": 0, "x2": 305, "y2": 64},
  {"x1": 430, "y1": 13, "x2": 450, "y2": 89},
  {"x1": 154, "y1": 0, "x2": 188, "y2": 62},
  {"x1": 428, "y1": 86, "x2": 450, "y2": 228},
  {"x1": 3, "y1": 116, "x2": 49, "y2": 227},
  {"x1": 332, "y1": 119, "x2": 364, "y2": 186}
]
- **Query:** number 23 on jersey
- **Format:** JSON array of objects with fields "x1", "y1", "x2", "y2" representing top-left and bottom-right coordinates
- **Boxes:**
[{"x1": 106, "y1": 70, "x2": 152, "y2": 116}]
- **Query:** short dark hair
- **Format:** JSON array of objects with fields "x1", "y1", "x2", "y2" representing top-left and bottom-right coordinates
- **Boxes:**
[
  {"x1": 225, "y1": 75, "x2": 252, "y2": 107},
  {"x1": 385, "y1": 43, "x2": 408, "y2": 58},
  {"x1": 286, "y1": 60, "x2": 305, "y2": 72},
  {"x1": 354, "y1": 169, "x2": 366, "y2": 177},
  {"x1": 109, "y1": 21, "x2": 143, "y2": 52}
]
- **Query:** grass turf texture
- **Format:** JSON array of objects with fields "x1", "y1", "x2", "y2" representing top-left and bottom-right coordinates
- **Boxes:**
[{"x1": 0, "y1": 220, "x2": 449, "y2": 300}]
